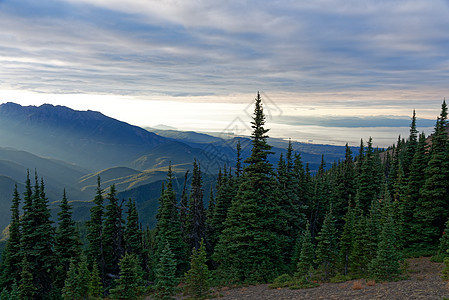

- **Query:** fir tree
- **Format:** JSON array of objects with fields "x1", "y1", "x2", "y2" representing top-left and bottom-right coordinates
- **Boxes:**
[
  {"x1": 155, "y1": 242, "x2": 178, "y2": 300},
  {"x1": 187, "y1": 160, "x2": 206, "y2": 251},
  {"x1": 295, "y1": 222, "x2": 315, "y2": 278},
  {"x1": 184, "y1": 239, "x2": 211, "y2": 298},
  {"x1": 86, "y1": 177, "x2": 105, "y2": 280},
  {"x1": 438, "y1": 219, "x2": 449, "y2": 257},
  {"x1": 155, "y1": 165, "x2": 188, "y2": 276},
  {"x1": 357, "y1": 138, "x2": 381, "y2": 212},
  {"x1": 314, "y1": 207, "x2": 338, "y2": 280},
  {"x1": 125, "y1": 198, "x2": 143, "y2": 255},
  {"x1": 214, "y1": 92, "x2": 286, "y2": 282},
  {"x1": 103, "y1": 184, "x2": 125, "y2": 277},
  {"x1": 0, "y1": 185, "x2": 22, "y2": 289},
  {"x1": 88, "y1": 263, "x2": 103, "y2": 299},
  {"x1": 54, "y1": 188, "x2": 82, "y2": 288},
  {"x1": 109, "y1": 253, "x2": 144, "y2": 299},
  {"x1": 338, "y1": 197, "x2": 354, "y2": 275},
  {"x1": 62, "y1": 259, "x2": 78, "y2": 300},
  {"x1": 369, "y1": 203, "x2": 401, "y2": 280},
  {"x1": 18, "y1": 256, "x2": 36, "y2": 300},
  {"x1": 417, "y1": 100, "x2": 449, "y2": 246}
]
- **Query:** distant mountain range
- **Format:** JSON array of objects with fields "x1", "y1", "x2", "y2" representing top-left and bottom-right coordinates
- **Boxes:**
[{"x1": 0, "y1": 102, "x2": 353, "y2": 232}]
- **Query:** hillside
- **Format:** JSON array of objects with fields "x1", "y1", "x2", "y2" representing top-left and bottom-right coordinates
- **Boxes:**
[{"x1": 0, "y1": 102, "x2": 167, "y2": 170}]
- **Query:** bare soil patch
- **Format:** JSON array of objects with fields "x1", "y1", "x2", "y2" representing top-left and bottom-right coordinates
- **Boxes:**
[{"x1": 207, "y1": 257, "x2": 449, "y2": 300}]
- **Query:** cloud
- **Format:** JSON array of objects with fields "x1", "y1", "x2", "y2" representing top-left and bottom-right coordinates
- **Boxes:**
[
  {"x1": 273, "y1": 115, "x2": 436, "y2": 128},
  {"x1": 0, "y1": 0, "x2": 448, "y2": 101}
]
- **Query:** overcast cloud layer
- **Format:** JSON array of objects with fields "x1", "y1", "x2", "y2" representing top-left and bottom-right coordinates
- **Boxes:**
[{"x1": 0, "y1": 0, "x2": 448, "y2": 146}]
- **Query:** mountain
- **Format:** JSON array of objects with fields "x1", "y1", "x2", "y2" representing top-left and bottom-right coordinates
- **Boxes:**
[{"x1": 0, "y1": 102, "x2": 167, "y2": 170}]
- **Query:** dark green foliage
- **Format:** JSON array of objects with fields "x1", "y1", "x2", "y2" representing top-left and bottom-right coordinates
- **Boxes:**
[
  {"x1": 125, "y1": 198, "x2": 143, "y2": 255},
  {"x1": 18, "y1": 256, "x2": 36, "y2": 300},
  {"x1": 184, "y1": 239, "x2": 211, "y2": 298},
  {"x1": 349, "y1": 200, "x2": 370, "y2": 277},
  {"x1": 89, "y1": 263, "x2": 103, "y2": 299},
  {"x1": 155, "y1": 242, "x2": 178, "y2": 300},
  {"x1": 62, "y1": 259, "x2": 78, "y2": 300},
  {"x1": 438, "y1": 219, "x2": 449, "y2": 257},
  {"x1": 214, "y1": 93, "x2": 286, "y2": 282},
  {"x1": 54, "y1": 189, "x2": 82, "y2": 288},
  {"x1": 295, "y1": 222, "x2": 315, "y2": 278},
  {"x1": 103, "y1": 184, "x2": 125, "y2": 277},
  {"x1": 19, "y1": 174, "x2": 55, "y2": 298},
  {"x1": 0, "y1": 185, "x2": 22, "y2": 289},
  {"x1": 187, "y1": 160, "x2": 206, "y2": 251},
  {"x1": 441, "y1": 257, "x2": 449, "y2": 280},
  {"x1": 338, "y1": 198, "x2": 354, "y2": 275},
  {"x1": 109, "y1": 253, "x2": 144, "y2": 299},
  {"x1": 209, "y1": 168, "x2": 234, "y2": 252},
  {"x1": 155, "y1": 165, "x2": 188, "y2": 276},
  {"x1": 417, "y1": 101, "x2": 449, "y2": 246},
  {"x1": 357, "y1": 138, "x2": 381, "y2": 212},
  {"x1": 76, "y1": 254, "x2": 90, "y2": 299},
  {"x1": 314, "y1": 207, "x2": 338, "y2": 280},
  {"x1": 369, "y1": 203, "x2": 401, "y2": 280},
  {"x1": 86, "y1": 177, "x2": 105, "y2": 278}
]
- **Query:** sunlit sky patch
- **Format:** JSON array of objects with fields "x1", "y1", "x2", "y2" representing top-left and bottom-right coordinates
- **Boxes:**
[{"x1": 0, "y1": 0, "x2": 448, "y2": 147}]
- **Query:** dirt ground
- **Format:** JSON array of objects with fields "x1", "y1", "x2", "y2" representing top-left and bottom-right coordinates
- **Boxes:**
[{"x1": 205, "y1": 257, "x2": 449, "y2": 300}]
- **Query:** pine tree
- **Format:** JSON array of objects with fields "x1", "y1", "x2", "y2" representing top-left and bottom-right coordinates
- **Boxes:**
[
  {"x1": 125, "y1": 198, "x2": 143, "y2": 255},
  {"x1": 109, "y1": 253, "x2": 144, "y2": 299},
  {"x1": 314, "y1": 207, "x2": 338, "y2": 280},
  {"x1": 403, "y1": 109, "x2": 418, "y2": 177},
  {"x1": 18, "y1": 256, "x2": 36, "y2": 300},
  {"x1": 184, "y1": 239, "x2": 211, "y2": 298},
  {"x1": 88, "y1": 263, "x2": 103, "y2": 299},
  {"x1": 357, "y1": 138, "x2": 381, "y2": 212},
  {"x1": 19, "y1": 175, "x2": 54, "y2": 297},
  {"x1": 0, "y1": 185, "x2": 22, "y2": 289},
  {"x1": 214, "y1": 92, "x2": 286, "y2": 283},
  {"x1": 155, "y1": 165, "x2": 188, "y2": 276},
  {"x1": 62, "y1": 259, "x2": 78, "y2": 300},
  {"x1": 179, "y1": 170, "x2": 190, "y2": 245},
  {"x1": 338, "y1": 198, "x2": 354, "y2": 275},
  {"x1": 187, "y1": 160, "x2": 206, "y2": 251},
  {"x1": 76, "y1": 254, "x2": 90, "y2": 299},
  {"x1": 54, "y1": 189, "x2": 82, "y2": 288},
  {"x1": 103, "y1": 184, "x2": 125, "y2": 277},
  {"x1": 349, "y1": 198, "x2": 370, "y2": 278},
  {"x1": 155, "y1": 242, "x2": 178, "y2": 300},
  {"x1": 369, "y1": 203, "x2": 401, "y2": 280},
  {"x1": 86, "y1": 176, "x2": 105, "y2": 281},
  {"x1": 295, "y1": 222, "x2": 315, "y2": 278},
  {"x1": 417, "y1": 100, "x2": 449, "y2": 246},
  {"x1": 438, "y1": 219, "x2": 449, "y2": 257},
  {"x1": 405, "y1": 132, "x2": 429, "y2": 249}
]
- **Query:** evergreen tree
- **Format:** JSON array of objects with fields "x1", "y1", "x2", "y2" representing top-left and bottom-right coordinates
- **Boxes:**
[
  {"x1": 235, "y1": 139, "x2": 243, "y2": 177},
  {"x1": 357, "y1": 138, "x2": 381, "y2": 212},
  {"x1": 214, "y1": 92, "x2": 286, "y2": 282},
  {"x1": 54, "y1": 189, "x2": 82, "y2": 288},
  {"x1": 125, "y1": 198, "x2": 143, "y2": 255},
  {"x1": 88, "y1": 263, "x2": 103, "y2": 299},
  {"x1": 155, "y1": 242, "x2": 177, "y2": 300},
  {"x1": 438, "y1": 219, "x2": 449, "y2": 257},
  {"x1": 314, "y1": 207, "x2": 338, "y2": 280},
  {"x1": 18, "y1": 256, "x2": 36, "y2": 300},
  {"x1": 417, "y1": 100, "x2": 449, "y2": 246},
  {"x1": 0, "y1": 185, "x2": 22, "y2": 288},
  {"x1": 20, "y1": 175, "x2": 54, "y2": 297},
  {"x1": 86, "y1": 177, "x2": 105, "y2": 280},
  {"x1": 62, "y1": 259, "x2": 78, "y2": 300},
  {"x1": 103, "y1": 184, "x2": 125, "y2": 278},
  {"x1": 179, "y1": 170, "x2": 190, "y2": 245},
  {"x1": 405, "y1": 132, "x2": 429, "y2": 249},
  {"x1": 403, "y1": 109, "x2": 418, "y2": 177},
  {"x1": 295, "y1": 222, "x2": 315, "y2": 278},
  {"x1": 349, "y1": 198, "x2": 370, "y2": 278},
  {"x1": 155, "y1": 165, "x2": 188, "y2": 276},
  {"x1": 338, "y1": 197, "x2": 354, "y2": 275},
  {"x1": 109, "y1": 253, "x2": 144, "y2": 299},
  {"x1": 369, "y1": 203, "x2": 401, "y2": 280},
  {"x1": 187, "y1": 160, "x2": 206, "y2": 251},
  {"x1": 184, "y1": 239, "x2": 211, "y2": 298}
]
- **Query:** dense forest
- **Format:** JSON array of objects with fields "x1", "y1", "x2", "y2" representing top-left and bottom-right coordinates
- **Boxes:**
[{"x1": 1, "y1": 93, "x2": 449, "y2": 299}]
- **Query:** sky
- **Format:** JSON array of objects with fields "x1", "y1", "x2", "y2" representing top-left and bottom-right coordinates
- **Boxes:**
[{"x1": 0, "y1": 0, "x2": 448, "y2": 147}]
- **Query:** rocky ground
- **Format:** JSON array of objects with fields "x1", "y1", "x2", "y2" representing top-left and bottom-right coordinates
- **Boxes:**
[{"x1": 203, "y1": 257, "x2": 449, "y2": 300}]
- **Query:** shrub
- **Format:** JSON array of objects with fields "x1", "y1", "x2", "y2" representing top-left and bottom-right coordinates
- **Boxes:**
[
  {"x1": 441, "y1": 257, "x2": 449, "y2": 280},
  {"x1": 330, "y1": 273, "x2": 351, "y2": 283},
  {"x1": 268, "y1": 274, "x2": 294, "y2": 289}
]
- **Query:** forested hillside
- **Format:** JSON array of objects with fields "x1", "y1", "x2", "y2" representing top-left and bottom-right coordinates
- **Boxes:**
[{"x1": 1, "y1": 94, "x2": 448, "y2": 299}]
